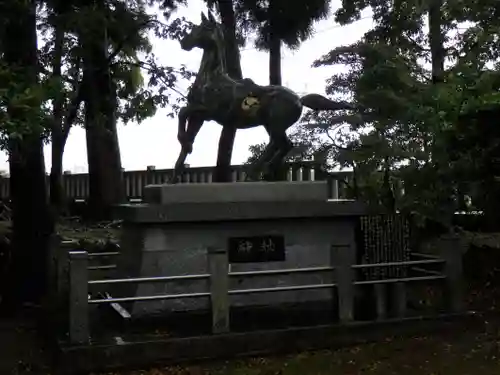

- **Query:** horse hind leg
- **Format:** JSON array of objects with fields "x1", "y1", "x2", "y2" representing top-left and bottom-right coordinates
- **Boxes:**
[
  {"x1": 264, "y1": 134, "x2": 293, "y2": 181},
  {"x1": 245, "y1": 140, "x2": 278, "y2": 181}
]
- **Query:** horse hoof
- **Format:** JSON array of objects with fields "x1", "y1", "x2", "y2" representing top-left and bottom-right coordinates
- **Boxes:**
[{"x1": 167, "y1": 176, "x2": 180, "y2": 185}]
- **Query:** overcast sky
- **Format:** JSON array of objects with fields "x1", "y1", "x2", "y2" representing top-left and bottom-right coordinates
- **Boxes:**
[{"x1": 0, "y1": 0, "x2": 374, "y2": 174}]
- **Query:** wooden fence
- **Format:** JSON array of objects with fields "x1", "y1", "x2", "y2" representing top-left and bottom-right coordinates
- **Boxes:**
[{"x1": 0, "y1": 162, "x2": 355, "y2": 201}]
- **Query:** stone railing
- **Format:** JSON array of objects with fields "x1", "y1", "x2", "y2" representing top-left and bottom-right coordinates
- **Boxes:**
[
  {"x1": 57, "y1": 238, "x2": 464, "y2": 345},
  {"x1": 0, "y1": 162, "x2": 355, "y2": 201}
]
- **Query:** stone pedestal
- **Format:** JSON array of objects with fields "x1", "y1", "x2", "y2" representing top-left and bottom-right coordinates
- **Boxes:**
[{"x1": 111, "y1": 181, "x2": 366, "y2": 316}]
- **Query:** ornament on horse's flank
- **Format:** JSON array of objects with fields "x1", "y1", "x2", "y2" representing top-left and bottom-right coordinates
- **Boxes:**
[{"x1": 241, "y1": 94, "x2": 260, "y2": 114}]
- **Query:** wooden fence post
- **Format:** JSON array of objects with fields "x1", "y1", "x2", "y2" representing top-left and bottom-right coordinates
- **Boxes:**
[
  {"x1": 208, "y1": 247, "x2": 230, "y2": 334},
  {"x1": 332, "y1": 244, "x2": 355, "y2": 323},
  {"x1": 69, "y1": 251, "x2": 89, "y2": 344},
  {"x1": 440, "y1": 234, "x2": 465, "y2": 313}
]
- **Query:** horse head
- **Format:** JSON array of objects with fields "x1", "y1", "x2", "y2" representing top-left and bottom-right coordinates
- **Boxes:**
[{"x1": 180, "y1": 11, "x2": 221, "y2": 51}]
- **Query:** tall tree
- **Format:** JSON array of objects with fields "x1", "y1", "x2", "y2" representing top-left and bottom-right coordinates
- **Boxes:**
[
  {"x1": 236, "y1": 0, "x2": 330, "y2": 85},
  {"x1": 301, "y1": 0, "x2": 500, "y2": 223},
  {"x1": 79, "y1": 0, "x2": 125, "y2": 219},
  {"x1": 80, "y1": 0, "x2": 188, "y2": 217},
  {"x1": 0, "y1": 0, "x2": 54, "y2": 308},
  {"x1": 39, "y1": 0, "x2": 185, "y2": 214},
  {"x1": 40, "y1": 0, "x2": 85, "y2": 213}
]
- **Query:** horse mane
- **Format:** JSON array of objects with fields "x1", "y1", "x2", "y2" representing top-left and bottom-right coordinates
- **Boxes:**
[{"x1": 211, "y1": 21, "x2": 227, "y2": 74}]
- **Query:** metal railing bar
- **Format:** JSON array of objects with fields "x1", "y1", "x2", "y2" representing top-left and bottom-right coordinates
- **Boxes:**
[
  {"x1": 88, "y1": 273, "x2": 446, "y2": 304},
  {"x1": 89, "y1": 283, "x2": 337, "y2": 304},
  {"x1": 88, "y1": 265, "x2": 117, "y2": 271},
  {"x1": 88, "y1": 252, "x2": 120, "y2": 258},
  {"x1": 354, "y1": 275, "x2": 445, "y2": 285},
  {"x1": 88, "y1": 291, "x2": 211, "y2": 304},
  {"x1": 88, "y1": 273, "x2": 210, "y2": 285},
  {"x1": 411, "y1": 267, "x2": 443, "y2": 276},
  {"x1": 229, "y1": 266, "x2": 333, "y2": 277},
  {"x1": 88, "y1": 267, "x2": 334, "y2": 286},
  {"x1": 352, "y1": 259, "x2": 444, "y2": 269},
  {"x1": 412, "y1": 252, "x2": 441, "y2": 259},
  {"x1": 229, "y1": 283, "x2": 336, "y2": 295}
]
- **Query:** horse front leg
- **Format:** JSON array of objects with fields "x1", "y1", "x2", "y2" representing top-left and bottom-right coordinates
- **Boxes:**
[
  {"x1": 170, "y1": 148, "x2": 189, "y2": 184},
  {"x1": 170, "y1": 116, "x2": 205, "y2": 184},
  {"x1": 177, "y1": 106, "x2": 189, "y2": 148}
]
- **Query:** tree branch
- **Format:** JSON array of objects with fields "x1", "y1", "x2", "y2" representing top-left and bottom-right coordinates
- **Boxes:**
[
  {"x1": 107, "y1": 19, "x2": 155, "y2": 63},
  {"x1": 306, "y1": 113, "x2": 369, "y2": 131},
  {"x1": 119, "y1": 60, "x2": 190, "y2": 97},
  {"x1": 325, "y1": 129, "x2": 351, "y2": 152}
]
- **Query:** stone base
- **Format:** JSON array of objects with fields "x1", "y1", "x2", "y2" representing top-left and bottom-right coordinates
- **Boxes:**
[{"x1": 111, "y1": 181, "x2": 366, "y2": 317}]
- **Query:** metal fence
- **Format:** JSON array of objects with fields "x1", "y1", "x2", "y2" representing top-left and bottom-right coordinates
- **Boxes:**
[{"x1": 50, "y1": 237, "x2": 464, "y2": 345}]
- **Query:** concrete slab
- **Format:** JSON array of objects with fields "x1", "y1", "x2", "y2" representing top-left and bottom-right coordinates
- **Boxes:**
[
  {"x1": 114, "y1": 200, "x2": 367, "y2": 223},
  {"x1": 143, "y1": 181, "x2": 328, "y2": 204}
]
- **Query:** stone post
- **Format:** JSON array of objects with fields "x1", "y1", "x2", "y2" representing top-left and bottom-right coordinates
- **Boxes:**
[
  {"x1": 69, "y1": 251, "x2": 89, "y2": 344},
  {"x1": 208, "y1": 247, "x2": 230, "y2": 334},
  {"x1": 327, "y1": 178, "x2": 339, "y2": 200},
  {"x1": 440, "y1": 234, "x2": 465, "y2": 313},
  {"x1": 146, "y1": 165, "x2": 156, "y2": 185},
  {"x1": 332, "y1": 244, "x2": 355, "y2": 323}
]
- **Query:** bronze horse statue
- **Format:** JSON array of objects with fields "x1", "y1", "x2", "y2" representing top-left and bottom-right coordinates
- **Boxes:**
[{"x1": 171, "y1": 11, "x2": 354, "y2": 182}]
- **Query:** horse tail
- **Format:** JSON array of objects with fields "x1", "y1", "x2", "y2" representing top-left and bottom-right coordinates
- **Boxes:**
[{"x1": 300, "y1": 93, "x2": 353, "y2": 111}]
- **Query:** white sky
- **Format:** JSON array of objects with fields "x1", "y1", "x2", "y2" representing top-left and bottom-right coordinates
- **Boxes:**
[{"x1": 0, "y1": 0, "x2": 374, "y2": 174}]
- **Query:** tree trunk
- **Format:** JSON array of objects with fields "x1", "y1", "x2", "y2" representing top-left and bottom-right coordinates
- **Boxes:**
[
  {"x1": 217, "y1": 0, "x2": 243, "y2": 80},
  {"x1": 266, "y1": 3, "x2": 283, "y2": 179},
  {"x1": 1, "y1": 0, "x2": 54, "y2": 309},
  {"x1": 429, "y1": 0, "x2": 465, "y2": 221},
  {"x1": 50, "y1": 133, "x2": 66, "y2": 211},
  {"x1": 82, "y1": 20, "x2": 125, "y2": 220},
  {"x1": 214, "y1": 0, "x2": 244, "y2": 182},
  {"x1": 269, "y1": 33, "x2": 282, "y2": 86},
  {"x1": 428, "y1": 0, "x2": 445, "y2": 83},
  {"x1": 50, "y1": 17, "x2": 67, "y2": 212},
  {"x1": 268, "y1": 0, "x2": 282, "y2": 87},
  {"x1": 215, "y1": 127, "x2": 237, "y2": 182}
]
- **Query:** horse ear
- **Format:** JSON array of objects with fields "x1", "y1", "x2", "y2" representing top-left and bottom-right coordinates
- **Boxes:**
[
  {"x1": 208, "y1": 11, "x2": 216, "y2": 24},
  {"x1": 200, "y1": 12, "x2": 208, "y2": 23}
]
